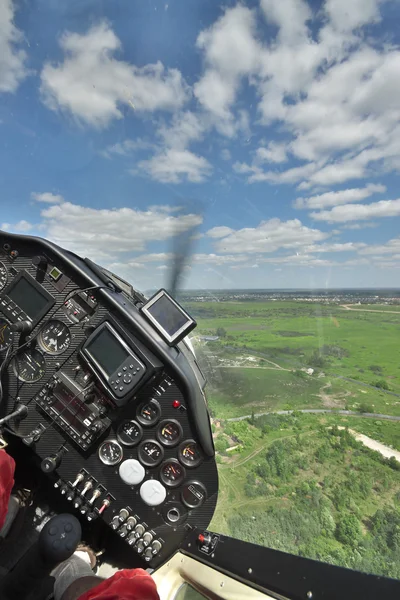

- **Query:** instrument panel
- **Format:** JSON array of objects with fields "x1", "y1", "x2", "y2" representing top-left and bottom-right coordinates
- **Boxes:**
[{"x1": 0, "y1": 232, "x2": 217, "y2": 567}]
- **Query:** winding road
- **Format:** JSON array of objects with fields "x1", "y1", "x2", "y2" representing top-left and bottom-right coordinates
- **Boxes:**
[{"x1": 227, "y1": 408, "x2": 400, "y2": 422}]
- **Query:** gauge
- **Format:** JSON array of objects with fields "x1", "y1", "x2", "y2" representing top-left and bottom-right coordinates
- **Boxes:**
[
  {"x1": 160, "y1": 459, "x2": 186, "y2": 488},
  {"x1": 138, "y1": 440, "x2": 164, "y2": 467},
  {"x1": 98, "y1": 440, "x2": 123, "y2": 466},
  {"x1": 137, "y1": 399, "x2": 161, "y2": 427},
  {"x1": 0, "y1": 262, "x2": 8, "y2": 291},
  {"x1": 178, "y1": 440, "x2": 203, "y2": 468},
  {"x1": 0, "y1": 318, "x2": 12, "y2": 352},
  {"x1": 13, "y1": 349, "x2": 46, "y2": 383},
  {"x1": 157, "y1": 419, "x2": 183, "y2": 447},
  {"x1": 117, "y1": 420, "x2": 143, "y2": 447},
  {"x1": 181, "y1": 481, "x2": 207, "y2": 509},
  {"x1": 38, "y1": 320, "x2": 71, "y2": 355}
]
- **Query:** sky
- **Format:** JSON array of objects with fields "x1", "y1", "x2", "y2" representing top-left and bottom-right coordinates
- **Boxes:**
[{"x1": 1, "y1": 0, "x2": 400, "y2": 290}]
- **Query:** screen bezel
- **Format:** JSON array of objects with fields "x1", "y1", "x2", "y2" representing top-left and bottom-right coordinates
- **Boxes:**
[
  {"x1": 4, "y1": 270, "x2": 55, "y2": 323},
  {"x1": 81, "y1": 321, "x2": 133, "y2": 381},
  {"x1": 140, "y1": 289, "x2": 196, "y2": 345}
]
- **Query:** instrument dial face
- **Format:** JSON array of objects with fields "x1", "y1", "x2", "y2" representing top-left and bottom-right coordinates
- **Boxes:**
[
  {"x1": 160, "y1": 459, "x2": 186, "y2": 488},
  {"x1": 38, "y1": 320, "x2": 71, "y2": 355},
  {"x1": 0, "y1": 318, "x2": 12, "y2": 351},
  {"x1": 138, "y1": 440, "x2": 164, "y2": 467},
  {"x1": 178, "y1": 440, "x2": 203, "y2": 468},
  {"x1": 98, "y1": 440, "x2": 123, "y2": 466},
  {"x1": 181, "y1": 481, "x2": 206, "y2": 509},
  {"x1": 137, "y1": 399, "x2": 161, "y2": 427},
  {"x1": 157, "y1": 420, "x2": 183, "y2": 447},
  {"x1": 117, "y1": 420, "x2": 143, "y2": 447},
  {"x1": 13, "y1": 349, "x2": 46, "y2": 383},
  {"x1": 0, "y1": 262, "x2": 8, "y2": 291}
]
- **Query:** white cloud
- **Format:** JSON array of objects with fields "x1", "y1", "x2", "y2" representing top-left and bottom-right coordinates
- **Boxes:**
[
  {"x1": 138, "y1": 148, "x2": 212, "y2": 183},
  {"x1": 305, "y1": 242, "x2": 366, "y2": 253},
  {"x1": 156, "y1": 265, "x2": 169, "y2": 271},
  {"x1": 14, "y1": 220, "x2": 33, "y2": 232},
  {"x1": 359, "y1": 237, "x2": 400, "y2": 256},
  {"x1": 31, "y1": 192, "x2": 65, "y2": 204},
  {"x1": 37, "y1": 201, "x2": 202, "y2": 260},
  {"x1": 312, "y1": 198, "x2": 400, "y2": 223},
  {"x1": 206, "y1": 226, "x2": 234, "y2": 239},
  {"x1": 256, "y1": 142, "x2": 288, "y2": 164},
  {"x1": 324, "y1": 0, "x2": 381, "y2": 32},
  {"x1": 260, "y1": 254, "x2": 337, "y2": 267},
  {"x1": 213, "y1": 218, "x2": 328, "y2": 254},
  {"x1": 295, "y1": 183, "x2": 386, "y2": 209},
  {"x1": 341, "y1": 222, "x2": 378, "y2": 230},
  {"x1": 221, "y1": 149, "x2": 231, "y2": 161},
  {"x1": 101, "y1": 139, "x2": 155, "y2": 159},
  {"x1": 0, "y1": 0, "x2": 28, "y2": 93},
  {"x1": 260, "y1": 0, "x2": 312, "y2": 46},
  {"x1": 40, "y1": 21, "x2": 189, "y2": 128},
  {"x1": 158, "y1": 111, "x2": 206, "y2": 149}
]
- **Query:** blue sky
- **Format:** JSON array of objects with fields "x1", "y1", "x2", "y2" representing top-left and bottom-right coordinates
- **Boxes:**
[{"x1": 1, "y1": 0, "x2": 400, "y2": 290}]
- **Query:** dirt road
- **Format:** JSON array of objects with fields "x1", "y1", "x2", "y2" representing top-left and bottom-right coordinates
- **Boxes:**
[
  {"x1": 340, "y1": 304, "x2": 400, "y2": 314},
  {"x1": 337, "y1": 427, "x2": 400, "y2": 463}
]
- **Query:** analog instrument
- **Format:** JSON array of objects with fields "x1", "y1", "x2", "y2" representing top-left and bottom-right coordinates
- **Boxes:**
[
  {"x1": 138, "y1": 440, "x2": 164, "y2": 467},
  {"x1": 13, "y1": 349, "x2": 46, "y2": 383},
  {"x1": 38, "y1": 320, "x2": 71, "y2": 355},
  {"x1": 0, "y1": 262, "x2": 8, "y2": 291},
  {"x1": 137, "y1": 399, "x2": 161, "y2": 427},
  {"x1": 157, "y1": 420, "x2": 183, "y2": 447},
  {"x1": 98, "y1": 440, "x2": 123, "y2": 466},
  {"x1": 178, "y1": 440, "x2": 203, "y2": 468},
  {"x1": 181, "y1": 481, "x2": 206, "y2": 509},
  {"x1": 160, "y1": 459, "x2": 186, "y2": 488},
  {"x1": 117, "y1": 420, "x2": 143, "y2": 447},
  {"x1": 0, "y1": 318, "x2": 12, "y2": 351}
]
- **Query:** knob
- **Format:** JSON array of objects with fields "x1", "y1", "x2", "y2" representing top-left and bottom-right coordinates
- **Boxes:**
[
  {"x1": 126, "y1": 516, "x2": 137, "y2": 531},
  {"x1": 118, "y1": 508, "x2": 129, "y2": 523},
  {"x1": 60, "y1": 485, "x2": 68, "y2": 496},
  {"x1": 66, "y1": 489, "x2": 75, "y2": 502},
  {"x1": 135, "y1": 540, "x2": 145, "y2": 554},
  {"x1": 151, "y1": 540, "x2": 162, "y2": 555},
  {"x1": 81, "y1": 480, "x2": 93, "y2": 496},
  {"x1": 134, "y1": 524, "x2": 145, "y2": 539},
  {"x1": 73, "y1": 497, "x2": 83, "y2": 510},
  {"x1": 88, "y1": 489, "x2": 101, "y2": 505},
  {"x1": 87, "y1": 512, "x2": 97, "y2": 522},
  {"x1": 142, "y1": 532, "x2": 153, "y2": 547},
  {"x1": 90, "y1": 421, "x2": 102, "y2": 434},
  {"x1": 127, "y1": 533, "x2": 137, "y2": 546},
  {"x1": 118, "y1": 524, "x2": 129, "y2": 538},
  {"x1": 72, "y1": 473, "x2": 84, "y2": 488},
  {"x1": 98, "y1": 498, "x2": 111, "y2": 515},
  {"x1": 144, "y1": 547, "x2": 153, "y2": 562},
  {"x1": 80, "y1": 505, "x2": 89, "y2": 516},
  {"x1": 111, "y1": 516, "x2": 120, "y2": 530},
  {"x1": 32, "y1": 255, "x2": 47, "y2": 269},
  {"x1": 41, "y1": 450, "x2": 63, "y2": 473}
]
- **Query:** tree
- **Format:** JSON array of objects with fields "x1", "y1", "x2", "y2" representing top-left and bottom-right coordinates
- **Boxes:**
[
  {"x1": 375, "y1": 379, "x2": 390, "y2": 390},
  {"x1": 335, "y1": 513, "x2": 362, "y2": 547},
  {"x1": 216, "y1": 327, "x2": 227, "y2": 338}
]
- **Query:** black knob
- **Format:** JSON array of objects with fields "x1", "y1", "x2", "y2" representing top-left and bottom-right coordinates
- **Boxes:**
[
  {"x1": 73, "y1": 497, "x2": 83, "y2": 510},
  {"x1": 66, "y1": 490, "x2": 75, "y2": 502},
  {"x1": 23, "y1": 427, "x2": 43, "y2": 446},
  {"x1": 40, "y1": 514, "x2": 81, "y2": 563},
  {"x1": 32, "y1": 255, "x2": 48, "y2": 269},
  {"x1": 90, "y1": 420, "x2": 102, "y2": 434},
  {"x1": 41, "y1": 449, "x2": 63, "y2": 473}
]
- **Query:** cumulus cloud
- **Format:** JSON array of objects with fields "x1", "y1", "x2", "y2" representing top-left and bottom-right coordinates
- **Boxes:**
[
  {"x1": 359, "y1": 236, "x2": 400, "y2": 256},
  {"x1": 213, "y1": 218, "x2": 328, "y2": 254},
  {"x1": 311, "y1": 198, "x2": 400, "y2": 223},
  {"x1": 101, "y1": 139, "x2": 155, "y2": 159},
  {"x1": 295, "y1": 183, "x2": 386, "y2": 209},
  {"x1": 256, "y1": 143, "x2": 288, "y2": 164},
  {"x1": 0, "y1": 0, "x2": 28, "y2": 93},
  {"x1": 37, "y1": 201, "x2": 202, "y2": 260},
  {"x1": 40, "y1": 21, "x2": 190, "y2": 128},
  {"x1": 31, "y1": 192, "x2": 65, "y2": 204},
  {"x1": 206, "y1": 226, "x2": 234, "y2": 239},
  {"x1": 138, "y1": 148, "x2": 212, "y2": 183}
]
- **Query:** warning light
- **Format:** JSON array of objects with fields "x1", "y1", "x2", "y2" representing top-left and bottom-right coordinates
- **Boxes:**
[{"x1": 172, "y1": 400, "x2": 181, "y2": 409}]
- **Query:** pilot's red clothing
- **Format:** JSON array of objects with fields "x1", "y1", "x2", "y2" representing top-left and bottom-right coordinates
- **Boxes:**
[
  {"x1": 76, "y1": 569, "x2": 160, "y2": 600},
  {"x1": 0, "y1": 449, "x2": 15, "y2": 531}
]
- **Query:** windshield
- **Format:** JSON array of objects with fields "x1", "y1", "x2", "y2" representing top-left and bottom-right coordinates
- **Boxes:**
[{"x1": 2, "y1": 0, "x2": 400, "y2": 583}]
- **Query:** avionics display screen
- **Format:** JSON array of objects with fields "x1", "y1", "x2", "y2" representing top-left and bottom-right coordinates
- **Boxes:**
[
  {"x1": 8, "y1": 275, "x2": 51, "y2": 319},
  {"x1": 85, "y1": 327, "x2": 129, "y2": 377},
  {"x1": 147, "y1": 294, "x2": 189, "y2": 336}
]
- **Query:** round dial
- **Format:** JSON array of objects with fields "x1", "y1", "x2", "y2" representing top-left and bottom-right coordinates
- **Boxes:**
[
  {"x1": 181, "y1": 481, "x2": 207, "y2": 509},
  {"x1": 160, "y1": 459, "x2": 186, "y2": 488},
  {"x1": 38, "y1": 320, "x2": 71, "y2": 355},
  {"x1": 117, "y1": 420, "x2": 143, "y2": 447},
  {"x1": 0, "y1": 262, "x2": 8, "y2": 291},
  {"x1": 0, "y1": 318, "x2": 12, "y2": 352},
  {"x1": 157, "y1": 420, "x2": 183, "y2": 448},
  {"x1": 137, "y1": 399, "x2": 161, "y2": 427},
  {"x1": 13, "y1": 349, "x2": 46, "y2": 383},
  {"x1": 178, "y1": 440, "x2": 203, "y2": 468},
  {"x1": 138, "y1": 440, "x2": 164, "y2": 467},
  {"x1": 98, "y1": 440, "x2": 123, "y2": 466}
]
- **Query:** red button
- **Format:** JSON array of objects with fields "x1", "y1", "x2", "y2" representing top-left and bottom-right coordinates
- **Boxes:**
[
  {"x1": 198, "y1": 534, "x2": 205, "y2": 543},
  {"x1": 172, "y1": 400, "x2": 181, "y2": 409}
]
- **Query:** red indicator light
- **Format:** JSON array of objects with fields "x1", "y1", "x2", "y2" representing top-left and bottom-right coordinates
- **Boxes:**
[
  {"x1": 172, "y1": 400, "x2": 181, "y2": 409},
  {"x1": 198, "y1": 533, "x2": 205, "y2": 543}
]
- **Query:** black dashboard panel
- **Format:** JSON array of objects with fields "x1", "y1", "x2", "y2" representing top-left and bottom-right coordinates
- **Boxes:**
[{"x1": 0, "y1": 231, "x2": 218, "y2": 567}]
